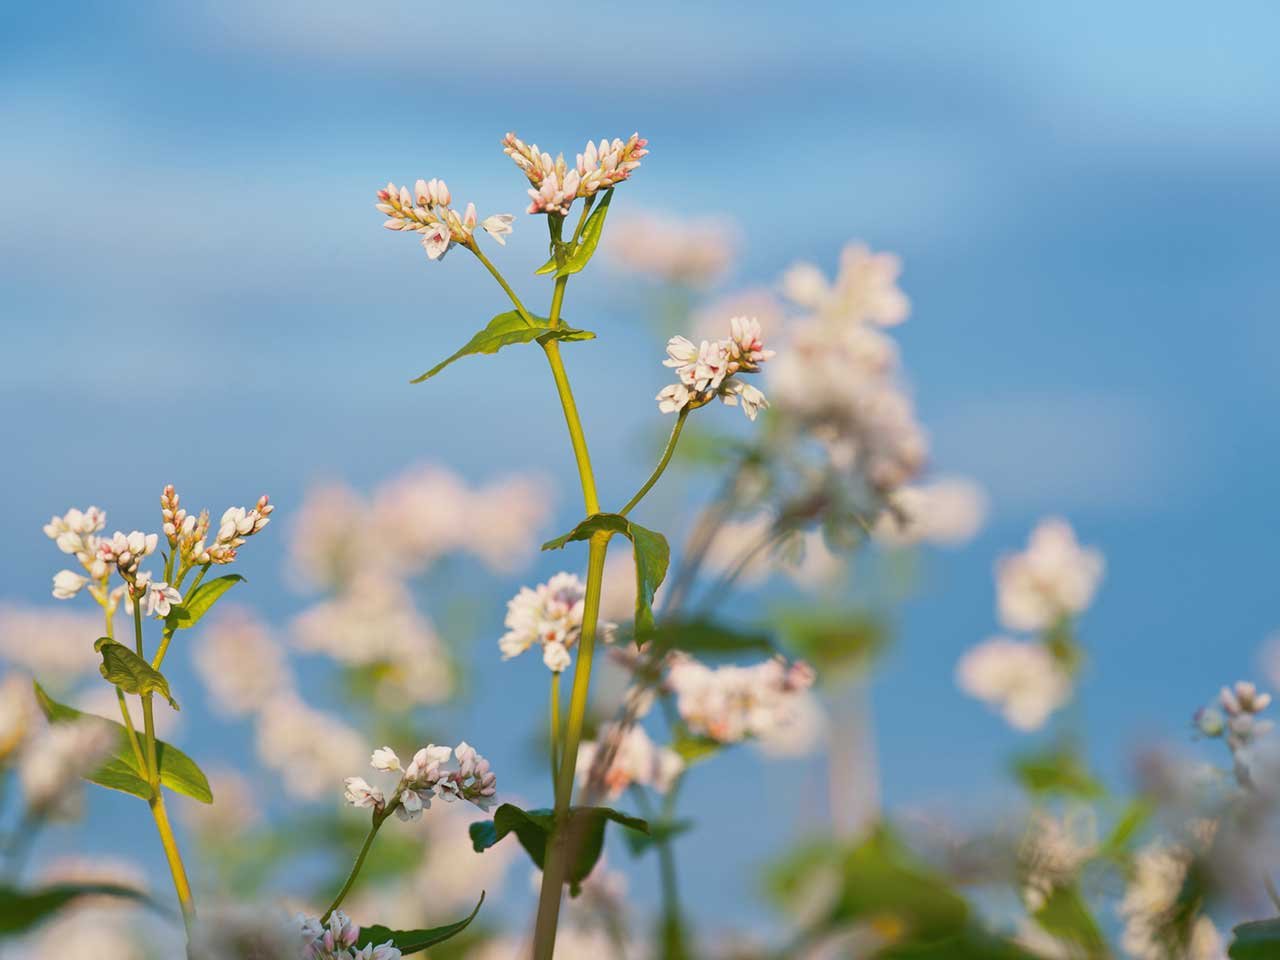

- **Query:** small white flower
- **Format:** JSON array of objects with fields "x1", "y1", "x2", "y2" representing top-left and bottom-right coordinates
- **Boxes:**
[
  {"x1": 370, "y1": 746, "x2": 401, "y2": 772},
  {"x1": 996, "y1": 518, "x2": 1105, "y2": 632},
  {"x1": 656, "y1": 382, "x2": 691, "y2": 414},
  {"x1": 421, "y1": 221, "x2": 452, "y2": 260},
  {"x1": 481, "y1": 214, "x2": 515, "y2": 245},
  {"x1": 343, "y1": 776, "x2": 384, "y2": 809},
  {"x1": 542, "y1": 641, "x2": 571, "y2": 673},
  {"x1": 499, "y1": 573, "x2": 616, "y2": 673},
  {"x1": 51, "y1": 570, "x2": 88, "y2": 600},
  {"x1": 396, "y1": 787, "x2": 427, "y2": 821},
  {"x1": 956, "y1": 637, "x2": 1071, "y2": 731},
  {"x1": 719, "y1": 378, "x2": 768, "y2": 421},
  {"x1": 404, "y1": 744, "x2": 452, "y2": 784},
  {"x1": 135, "y1": 573, "x2": 181, "y2": 618},
  {"x1": 578, "y1": 724, "x2": 684, "y2": 800}
]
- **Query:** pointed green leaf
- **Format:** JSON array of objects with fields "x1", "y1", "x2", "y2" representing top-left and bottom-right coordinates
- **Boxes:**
[
  {"x1": 355, "y1": 893, "x2": 485, "y2": 955},
  {"x1": 671, "y1": 731, "x2": 723, "y2": 766},
  {"x1": 411, "y1": 311, "x2": 594, "y2": 383},
  {"x1": 470, "y1": 804, "x2": 647, "y2": 892},
  {"x1": 1231, "y1": 918, "x2": 1280, "y2": 959},
  {"x1": 1011, "y1": 743, "x2": 1104, "y2": 799},
  {"x1": 622, "y1": 818, "x2": 694, "y2": 856},
  {"x1": 644, "y1": 618, "x2": 774, "y2": 658},
  {"x1": 1032, "y1": 883, "x2": 1106, "y2": 956},
  {"x1": 534, "y1": 252, "x2": 558, "y2": 275},
  {"x1": 541, "y1": 512, "x2": 669, "y2": 641},
  {"x1": 0, "y1": 882, "x2": 151, "y2": 934},
  {"x1": 33, "y1": 682, "x2": 212, "y2": 803},
  {"x1": 94, "y1": 638, "x2": 179, "y2": 710},
  {"x1": 555, "y1": 189, "x2": 613, "y2": 278},
  {"x1": 165, "y1": 574, "x2": 244, "y2": 630}
]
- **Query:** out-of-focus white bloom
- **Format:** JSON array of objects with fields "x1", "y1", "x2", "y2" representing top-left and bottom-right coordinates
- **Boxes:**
[
  {"x1": 481, "y1": 214, "x2": 515, "y2": 245},
  {"x1": 955, "y1": 637, "x2": 1071, "y2": 731},
  {"x1": 499, "y1": 573, "x2": 616, "y2": 674},
  {"x1": 1118, "y1": 840, "x2": 1224, "y2": 960},
  {"x1": 182, "y1": 767, "x2": 263, "y2": 841},
  {"x1": 607, "y1": 212, "x2": 736, "y2": 287},
  {"x1": 256, "y1": 695, "x2": 366, "y2": 800},
  {"x1": 31, "y1": 909, "x2": 152, "y2": 960},
  {"x1": 467, "y1": 927, "x2": 618, "y2": 960},
  {"x1": 1018, "y1": 809, "x2": 1097, "y2": 912},
  {"x1": 754, "y1": 686, "x2": 827, "y2": 756},
  {"x1": 291, "y1": 576, "x2": 452, "y2": 706},
  {"x1": 598, "y1": 550, "x2": 668, "y2": 624},
  {"x1": 194, "y1": 607, "x2": 293, "y2": 718},
  {"x1": 875, "y1": 478, "x2": 988, "y2": 547},
  {"x1": 344, "y1": 777, "x2": 385, "y2": 810},
  {"x1": 287, "y1": 482, "x2": 377, "y2": 591},
  {"x1": 0, "y1": 672, "x2": 36, "y2": 761},
  {"x1": 52, "y1": 569, "x2": 89, "y2": 600},
  {"x1": 694, "y1": 289, "x2": 787, "y2": 344},
  {"x1": 781, "y1": 243, "x2": 909, "y2": 328},
  {"x1": 19, "y1": 717, "x2": 116, "y2": 818},
  {"x1": 577, "y1": 724, "x2": 683, "y2": 799},
  {"x1": 371, "y1": 746, "x2": 402, "y2": 772},
  {"x1": 40, "y1": 855, "x2": 148, "y2": 896},
  {"x1": 503, "y1": 131, "x2": 648, "y2": 216},
  {"x1": 666, "y1": 654, "x2": 817, "y2": 747},
  {"x1": 188, "y1": 903, "x2": 318, "y2": 960},
  {"x1": 996, "y1": 518, "x2": 1105, "y2": 632},
  {"x1": 702, "y1": 514, "x2": 776, "y2": 587},
  {"x1": 133, "y1": 572, "x2": 181, "y2": 618},
  {"x1": 0, "y1": 605, "x2": 103, "y2": 684}
]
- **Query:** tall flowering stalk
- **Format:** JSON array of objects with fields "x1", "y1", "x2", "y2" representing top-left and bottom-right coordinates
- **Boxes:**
[{"x1": 374, "y1": 131, "x2": 775, "y2": 958}]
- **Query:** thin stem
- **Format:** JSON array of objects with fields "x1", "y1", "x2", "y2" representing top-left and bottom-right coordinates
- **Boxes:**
[
  {"x1": 631, "y1": 784, "x2": 686, "y2": 960},
  {"x1": 541, "y1": 341, "x2": 600, "y2": 515},
  {"x1": 549, "y1": 673, "x2": 562, "y2": 801},
  {"x1": 570, "y1": 196, "x2": 596, "y2": 245},
  {"x1": 116, "y1": 688, "x2": 147, "y2": 774},
  {"x1": 321, "y1": 817, "x2": 384, "y2": 924},
  {"x1": 468, "y1": 243, "x2": 538, "y2": 327},
  {"x1": 620, "y1": 408, "x2": 689, "y2": 517},
  {"x1": 182, "y1": 562, "x2": 209, "y2": 595},
  {"x1": 1265, "y1": 873, "x2": 1280, "y2": 914},
  {"x1": 150, "y1": 792, "x2": 196, "y2": 937},
  {"x1": 151, "y1": 626, "x2": 177, "y2": 671}
]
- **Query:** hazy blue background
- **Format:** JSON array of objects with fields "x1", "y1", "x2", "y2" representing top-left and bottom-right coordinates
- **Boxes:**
[{"x1": 3, "y1": 0, "x2": 1279, "y2": 943}]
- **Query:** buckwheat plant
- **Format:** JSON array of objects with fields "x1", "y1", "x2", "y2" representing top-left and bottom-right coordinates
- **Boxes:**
[{"x1": 375, "y1": 131, "x2": 793, "y2": 958}]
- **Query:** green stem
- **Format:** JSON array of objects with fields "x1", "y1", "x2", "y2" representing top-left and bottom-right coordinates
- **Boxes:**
[
  {"x1": 321, "y1": 816, "x2": 384, "y2": 923},
  {"x1": 549, "y1": 672, "x2": 563, "y2": 802},
  {"x1": 469, "y1": 242, "x2": 538, "y2": 327},
  {"x1": 632, "y1": 784, "x2": 687, "y2": 959},
  {"x1": 620, "y1": 408, "x2": 689, "y2": 516},
  {"x1": 116, "y1": 688, "x2": 147, "y2": 774},
  {"x1": 151, "y1": 626, "x2": 177, "y2": 671},
  {"x1": 541, "y1": 341, "x2": 600, "y2": 514}
]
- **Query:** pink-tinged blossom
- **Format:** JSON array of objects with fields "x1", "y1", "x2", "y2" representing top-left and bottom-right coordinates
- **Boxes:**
[
  {"x1": 375, "y1": 179, "x2": 510, "y2": 263},
  {"x1": 499, "y1": 572, "x2": 617, "y2": 674},
  {"x1": 996, "y1": 518, "x2": 1104, "y2": 632},
  {"x1": 134, "y1": 572, "x2": 181, "y2": 618},
  {"x1": 656, "y1": 317, "x2": 773, "y2": 420},
  {"x1": 577, "y1": 724, "x2": 683, "y2": 799},
  {"x1": 781, "y1": 243, "x2": 910, "y2": 328},
  {"x1": 343, "y1": 777, "x2": 384, "y2": 810},
  {"x1": 97, "y1": 530, "x2": 159, "y2": 578},
  {"x1": 955, "y1": 637, "x2": 1071, "y2": 731},
  {"x1": 503, "y1": 131, "x2": 648, "y2": 215},
  {"x1": 51, "y1": 569, "x2": 88, "y2": 600},
  {"x1": 346, "y1": 741, "x2": 497, "y2": 823},
  {"x1": 665, "y1": 654, "x2": 817, "y2": 747},
  {"x1": 481, "y1": 213, "x2": 514, "y2": 245}
]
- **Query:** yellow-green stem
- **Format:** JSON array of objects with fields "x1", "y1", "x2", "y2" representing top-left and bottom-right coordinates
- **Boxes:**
[
  {"x1": 469, "y1": 242, "x2": 538, "y2": 327},
  {"x1": 116, "y1": 688, "x2": 146, "y2": 773},
  {"x1": 149, "y1": 792, "x2": 196, "y2": 936},
  {"x1": 621, "y1": 407, "x2": 689, "y2": 516},
  {"x1": 549, "y1": 673, "x2": 562, "y2": 801},
  {"x1": 541, "y1": 341, "x2": 600, "y2": 514},
  {"x1": 322, "y1": 817, "x2": 384, "y2": 924}
]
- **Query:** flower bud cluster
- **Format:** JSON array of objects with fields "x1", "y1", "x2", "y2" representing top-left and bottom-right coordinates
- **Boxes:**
[
  {"x1": 97, "y1": 530, "x2": 159, "y2": 580},
  {"x1": 1199, "y1": 681, "x2": 1273, "y2": 752},
  {"x1": 44, "y1": 507, "x2": 110, "y2": 601},
  {"x1": 204, "y1": 497, "x2": 274, "y2": 564},
  {"x1": 664, "y1": 653, "x2": 816, "y2": 745},
  {"x1": 656, "y1": 316, "x2": 774, "y2": 421},
  {"x1": 298, "y1": 912, "x2": 400, "y2": 960},
  {"x1": 502, "y1": 132, "x2": 648, "y2": 215},
  {"x1": 376, "y1": 179, "x2": 514, "y2": 260},
  {"x1": 343, "y1": 741, "x2": 497, "y2": 822}
]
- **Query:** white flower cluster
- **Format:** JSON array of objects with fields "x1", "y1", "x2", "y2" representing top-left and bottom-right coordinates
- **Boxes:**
[
  {"x1": 873, "y1": 478, "x2": 988, "y2": 548},
  {"x1": 576, "y1": 723, "x2": 683, "y2": 800},
  {"x1": 193, "y1": 607, "x2": 294, "y2": 718},
  {"x1": 665, "y1": 653, "x2": 817, "y2": 748},
  {"x1": 769, "y1": 243, "x2": 926, "y2": 493},
  {"x1": 503, "y1": 131, "x2": 648, "y2": 216},
  {"x1": 376, "y1": 177, "x2": 513, "y2": 260},
  {"x1": 0, "y1": 604, "x2": 103, "y2": 684},
  {"x1": 1018, "y1": 810, "x2": 1097, "y2": 912},
  {"x1": 656, "y1": 316, "x2": 774, "y2": 421},
  {"x1": 607, "y1": 212, "x2": 736, "y2": 287},
  {"x1": 162, "y1": 485, "x2": 273, "y2": 568},
  {"x1": 343, "y1": 742, "x2": 497, "y2": 819},
  {"x1": 1118, "y1": 839, "x2": 1224, "y2": 960},
  {"x1": 499, "y1": 572, "x2": 617, "y2": 674},
  {"x1": 1197, "y1": 681, "x2": 1274, "y2": 771},
  {"x1": 298, "y1": 912, "x2": 400, "y2": 960},
  {"x1": 956, "y1": 518, "x2": 1103, "y2": 731},
  {"x1": 996, "y1": 517, "x2": 1105, "y2": 633},
  {"x1": 19, "y1": 715, "x2": 116, "y2": 820},
  {"x1": 256, "y1": 693, "x2": 368, "y2": 800}
]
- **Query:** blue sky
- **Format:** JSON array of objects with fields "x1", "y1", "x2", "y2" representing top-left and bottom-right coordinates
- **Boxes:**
[{"x1": 3, "y1": 0, "x2": 1280, "y2": 942}]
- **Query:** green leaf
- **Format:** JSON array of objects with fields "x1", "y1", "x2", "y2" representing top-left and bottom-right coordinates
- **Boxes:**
[
  {"x1": 554, "y1": 188, "x2": 613, "y2": 278},
  {"x1": 541, "y1": 513, "x2": 669, "y2": 639},
  {"x1": 33, "y1": 682, "x2": 212, "y2": 804},
  {"x1": 410, "y1": 311, "x2": 594, "y2": 383},
  {"x1": 670, "y1": 731, "x2": 723, "y2": 766},
  {"x1": 355, "y1": 893, "x2": 485, "y2": 955},
  {"x1": 470, "y1": 804, "x2": 647, "y2": 893},
  {"x1": 1230, "y1": 918, "x2": 1280, "y2": 959},
  {"x1": 1099, "y1": 798, "x2": 1153, "y2": 859},
  {"x1": 645, "y1": 618, "x2": 774, "y2": 658},
  {"x1": 534, "y1": 252, "x2": 558, "y2": 275},
  {"x1": 94, "y1": 638, "x2": 179, "y2": 710},
  {"x1": 0, "y1": 882, "x2": 150, "y2": 934},
  {"x1": 1032, "y1": 883, "x2": 1106, "y2": 957},
  {"x1": 622, "y1": 818, "x2": 694, "y2": 856},
  {"x1": 165, "y1": 574, "x2": 244, "y2": 630},
  {"x1": 774, "y1": 609, "x2": 888, "y2": 677},
  {"x1": 1011, "y1": 743, "x2": 1104, "y2": 799}
]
